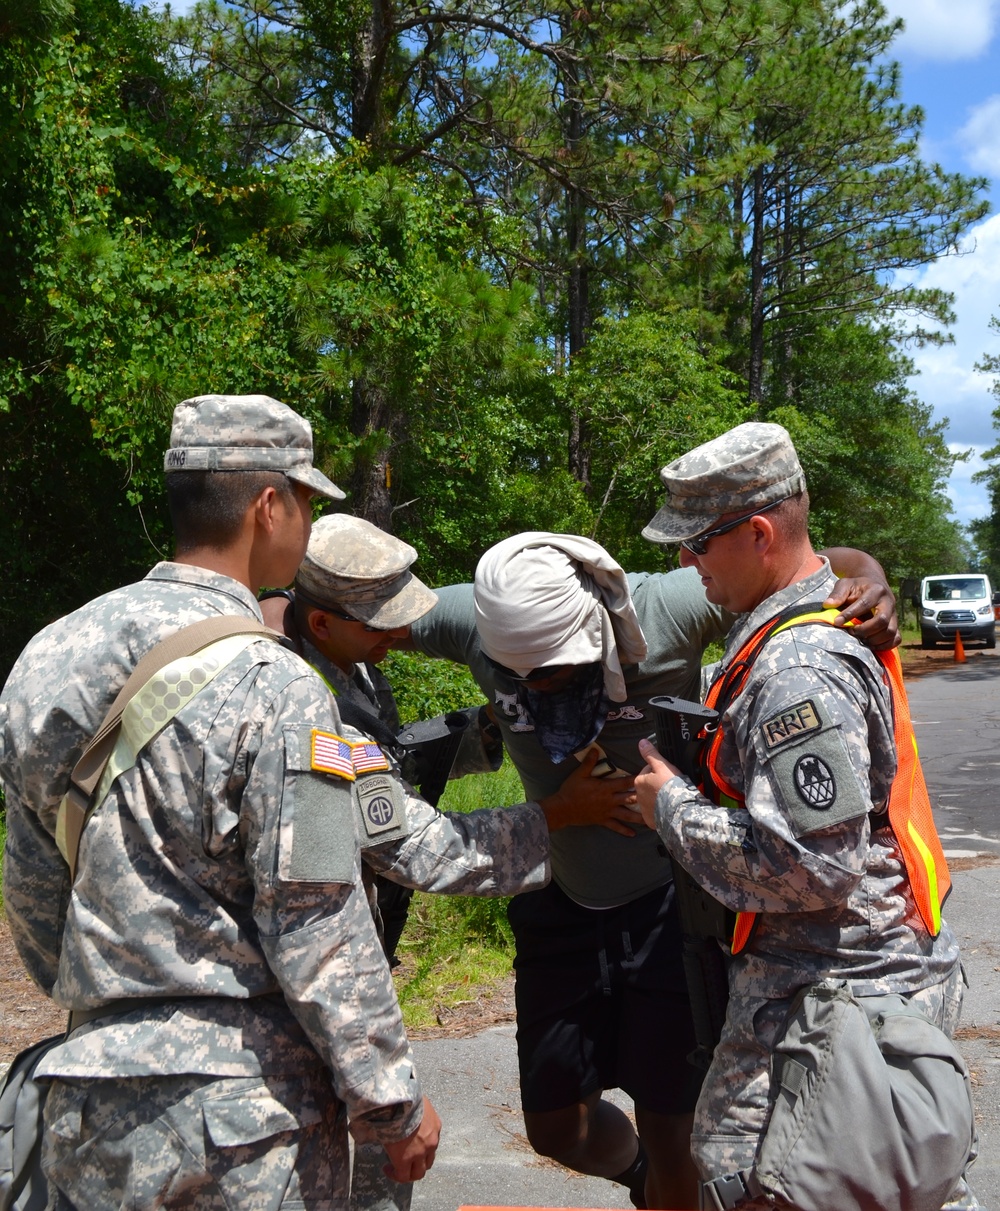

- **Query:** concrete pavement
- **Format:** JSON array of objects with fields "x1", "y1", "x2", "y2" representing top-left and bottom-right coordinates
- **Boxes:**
[
  {"x1": 948, "y1": 861, "x2": 1000, "y2": 1206},
  {"x1": 408, "y1": 860, "x2": 1000, "y2": 1210}
]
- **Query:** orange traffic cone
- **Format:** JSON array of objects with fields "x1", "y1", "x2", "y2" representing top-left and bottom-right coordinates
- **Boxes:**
[{"x1": 954, "y1": 632, "x2": 966, "y2": 663}]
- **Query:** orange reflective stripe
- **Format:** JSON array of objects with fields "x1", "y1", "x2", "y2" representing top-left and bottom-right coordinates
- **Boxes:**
[
  {"x1": 702, "y1": 610, "x2": 950, "y2": 955},
  {"x1": 730, "y1": 912, "x2": 756, "y2": 954},
  {"x1": 878, "y1": 646, "x2": 950, "y2": 934},
  {"x1": 703, "y1": 727, "x2": 743, "y2": 806},
  {"x1": 701, "y1": 615, "x2": 784, "y2": 808}
]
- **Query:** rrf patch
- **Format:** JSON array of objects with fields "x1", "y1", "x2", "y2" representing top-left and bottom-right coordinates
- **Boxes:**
[
  {"x1": 356, "y1": 773, "x2": 402, "y2": 837},
  {"x1": 760, "y1": 700, "x2": 822, "y2": 750},
  {"x1": 311, "y1": 731, "x2": 355, "y2": 780},
  {"x1": 351, "y1": 741, "x2": 390, "y2": 774}
]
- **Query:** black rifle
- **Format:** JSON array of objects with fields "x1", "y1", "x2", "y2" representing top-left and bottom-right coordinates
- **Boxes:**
[
  {"x1": 648, "y1": 694, "x2": 731, "y2": 1071},
  {"x1": 374, "y1": 711, "x2": 473, "y2": 963},
  {"x1": 396, "y1": 710, "x2": 471, "y2": 809}
]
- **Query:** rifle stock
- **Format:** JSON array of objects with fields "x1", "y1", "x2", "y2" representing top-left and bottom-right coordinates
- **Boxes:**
[
  {"x1": 396, "y1": 710, "x2": 471, "y2": 809},
  {"x1": 648, "y1": 695, "x2": 731, "y2": 1070}
]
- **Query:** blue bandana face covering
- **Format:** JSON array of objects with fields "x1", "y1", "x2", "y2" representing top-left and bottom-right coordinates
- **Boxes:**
[{"x1": 515, "y1": 663, "x2": 610, "y2": 763}]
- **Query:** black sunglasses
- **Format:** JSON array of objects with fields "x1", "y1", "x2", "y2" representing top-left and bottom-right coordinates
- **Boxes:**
[
  {"x1": 323, "y1": 607, "x2": 384, "y2": 634},
  {"x1": 297, "y1": 589, "x2": 384, "y2": 633},
  {"x1": 680, "y1": 497, "x2": 786, "y2": 557}
]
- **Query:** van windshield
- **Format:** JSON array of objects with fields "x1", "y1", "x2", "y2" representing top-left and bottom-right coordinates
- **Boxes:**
[{"x1": 925, "y1": 577, "x2": 988, "y2": 602}]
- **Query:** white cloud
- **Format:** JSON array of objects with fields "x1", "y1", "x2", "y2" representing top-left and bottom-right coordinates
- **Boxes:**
[
  {"x1": 958, "y1": 94, "x2": 1000, "y2": 175},
  {"x1": 145, "y1": 0, "x2": 198, "y2": 13},
  {"x1": 881, "y1": 0, "x2": 997, "y2": 60},
  {"x1": 946, "y1": 445, "x2": 992, "y2": 524},
  {"x1": 903, "y1": 212, "x2": 1000, "y2": 522}
]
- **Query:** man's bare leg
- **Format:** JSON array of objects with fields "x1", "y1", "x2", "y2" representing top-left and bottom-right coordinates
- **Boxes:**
[
  {"x1": 635, "y1": 1107, "x2": 699, "y2": 1210},
  {"x1": 522, "y1": 1095, "x2": 698, "y2": 1209},
  {"x1": 522, "y1": 1090, "x2": 644, "y2": 1196}
]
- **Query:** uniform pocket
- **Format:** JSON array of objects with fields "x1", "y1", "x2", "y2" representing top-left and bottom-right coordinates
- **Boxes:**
[{"x1": 202, "y1": 1082, "x2": 323, "y2": 1148}]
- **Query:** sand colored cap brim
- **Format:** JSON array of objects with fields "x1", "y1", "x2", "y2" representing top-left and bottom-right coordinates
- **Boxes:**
[
  {"x1": 641, "y1": 503, "x2": 727, "y2": 544},
  {"x1": 346, "y1": 576, "x2": 439, "y2": 629},
  {"x1": 288, "y1": 464, "x2": 346, "y2": 501}
]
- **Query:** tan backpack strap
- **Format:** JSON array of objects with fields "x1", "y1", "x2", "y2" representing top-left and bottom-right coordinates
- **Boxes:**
[{"x1": 61, "y1": 616, "x2": 280, "y2": 875}]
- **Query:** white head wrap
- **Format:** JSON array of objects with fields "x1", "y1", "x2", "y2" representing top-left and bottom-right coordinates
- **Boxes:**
[{"x1": 473, "y1": 532, "x2": 648, "y2": 702}]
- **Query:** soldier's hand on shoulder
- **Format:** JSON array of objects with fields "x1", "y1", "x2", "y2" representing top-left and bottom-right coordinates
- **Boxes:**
[{"x1": 825, "y1": 577, "x2": 900, "y2": 651}]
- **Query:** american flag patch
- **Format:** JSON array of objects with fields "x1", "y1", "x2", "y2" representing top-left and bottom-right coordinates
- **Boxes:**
[
  {"x1": 351, "y1": 741, "x2": 390, "y2": 774},
  {"x1": 311, "y1": 731, "x2": 355, "y2": 780}
]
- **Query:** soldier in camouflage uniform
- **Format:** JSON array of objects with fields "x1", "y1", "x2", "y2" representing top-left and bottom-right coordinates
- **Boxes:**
[
  {"x1": 264, "y1": 513, "x2": 640, "y2": 1211},
  {"x1": 0, "y1": 395, "x2": 443, "y2": 1210},
  {"x1": 403, "y1": 530, "x2": 901, "y2": 1210},
  {"x1": 635, "y1": 422, "x2": 977, "y2": 1209}
]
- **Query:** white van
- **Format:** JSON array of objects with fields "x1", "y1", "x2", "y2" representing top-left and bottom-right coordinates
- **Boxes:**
[{"x1": 917, "y1": 574, "x2": 996, "y2": 649}]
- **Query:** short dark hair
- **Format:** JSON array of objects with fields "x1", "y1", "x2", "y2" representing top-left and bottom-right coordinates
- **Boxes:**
[
  {"x1": 167, "y1": 469, "x2": 298, "y2": 551},
  {"x1": 770, "y1": 490, "x2": 810, "y2": 543},
  {"x1": 293, "y1": 589, "x2": 320, "y2": 638}
]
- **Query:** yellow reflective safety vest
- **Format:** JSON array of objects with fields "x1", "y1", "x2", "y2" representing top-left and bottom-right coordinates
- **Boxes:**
[{"x1": 699, "y1": 605, "x2": 951, "y2": 956}]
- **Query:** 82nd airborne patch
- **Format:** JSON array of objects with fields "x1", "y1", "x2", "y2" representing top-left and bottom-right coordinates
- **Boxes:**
[{"x1": 356, "y1": 773, "x2": 404, "y2": 839}]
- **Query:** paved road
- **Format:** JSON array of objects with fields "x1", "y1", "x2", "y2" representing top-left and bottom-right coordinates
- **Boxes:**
[
  {"x1": 406, "y1": 653, "x2": 1000, "y2": 1211},
  {"x1": 906, "y1": 654, "x2": 1000, "y2": 1207},
  {"x1": 907, "y1": 653, "x2": 1000, "y2": 860}
]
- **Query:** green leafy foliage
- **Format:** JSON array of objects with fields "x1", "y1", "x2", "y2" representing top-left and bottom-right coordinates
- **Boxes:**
[
  {"x1": 970, "y1": 320, "x2": 1000, "y2": 583},
  {"x1": 558, "y1": 311, "x2": 750, "y2": 567},
  {"x1": 0, "y1": 12, "x2": 329, "y2": 671},
  {"x1": 382, "y1": 650, "x2": 486, "y2": 722},
  {"x1": 392, "y1": 762, "x2": 525, "y2": 1027},
  {"x1": 761, "y1": 321, "x2": 966, "y2": 584}
]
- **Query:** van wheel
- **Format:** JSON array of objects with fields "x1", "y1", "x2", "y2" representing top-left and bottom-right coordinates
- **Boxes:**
[
  {"x1": 987, "y1": 631, "x2": 997, "y2": 650},
  {"x1": 921, "y1": 631, "x2": 935, "y2": 650}
]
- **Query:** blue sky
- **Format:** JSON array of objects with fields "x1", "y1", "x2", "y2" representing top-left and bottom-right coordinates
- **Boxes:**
[
  {"x1": 879, "y1": 0, "x2": 1000, "y2": 532},
  {"x1": 156, "y1": 0, "x2": 1000, "y2": 530}
]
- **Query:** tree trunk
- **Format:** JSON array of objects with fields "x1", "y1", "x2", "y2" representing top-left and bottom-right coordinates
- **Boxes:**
[
  {"x1": 564, "y1": 45, "x2": 591, "y2": 491},
  {"x1": 349, "y1": 0, "x2": 395, "y2": 532},
  {"x1": 352, "y1": 0, "x2": 392, "y2": 146},
  {"x1": 749, "y1": 163, "x2": 766, "y2": 406},
  {"x1": 567, "y1": 203, "x2": 591, "y2": 489},
  {"x1": 776, "y1": 168, "x2": 795, "y2": 401},
  {"x1": 349, "y1": 379, "x2": 394, "y2": 532}
]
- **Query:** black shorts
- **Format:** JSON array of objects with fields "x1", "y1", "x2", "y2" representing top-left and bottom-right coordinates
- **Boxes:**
[{"x1": 508, "y1": 879, "x2": 703, "y2": 1116}]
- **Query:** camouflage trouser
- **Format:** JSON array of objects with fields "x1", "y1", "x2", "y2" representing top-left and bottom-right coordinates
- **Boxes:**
[
  {"x1": 349, "y1": 1142, "x2": 412, "y2": 1211},
  {"x1": 42, "y1": 1070, "x2": 347, "y2": 1210},
  {"x1": 693, "y1": 965, "x2": 980, "y2": 1210}
]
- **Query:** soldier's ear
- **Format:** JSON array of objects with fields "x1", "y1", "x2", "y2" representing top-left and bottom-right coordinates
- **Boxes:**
[
  {"x1": 749, "y1": 514, "x2": 777, "y2": 553},
  {"x1": 307, "y1": 607, "x2": 333, "y2": 643}
]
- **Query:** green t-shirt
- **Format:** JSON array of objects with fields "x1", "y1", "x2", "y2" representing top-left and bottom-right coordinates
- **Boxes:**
[{"x1": 410, "y1": 567, "x2": 732, "y2": 907}]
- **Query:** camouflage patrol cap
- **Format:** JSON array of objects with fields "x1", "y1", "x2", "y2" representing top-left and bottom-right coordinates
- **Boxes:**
[
  {"x1": 295, "y1": 514, "x2": 438, "y2": 629},
  {"x1": 164, "y1": 394, "x2": 345, "y2": 501},
  {"x1": 642, "y1": 422, "x2": 806, "y2": 543}
]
